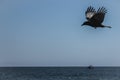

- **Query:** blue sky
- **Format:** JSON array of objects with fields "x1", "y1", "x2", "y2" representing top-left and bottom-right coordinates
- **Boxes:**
[{"x1": 0, "y1": 0, "x2": 120, "y2": 66}]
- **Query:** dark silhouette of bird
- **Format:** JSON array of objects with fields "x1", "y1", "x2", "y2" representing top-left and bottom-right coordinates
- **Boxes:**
[{"x1": 82, "y1": 6, "x2": 111, "y2": 29}]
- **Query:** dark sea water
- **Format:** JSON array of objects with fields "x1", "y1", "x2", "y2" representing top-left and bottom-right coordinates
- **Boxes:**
[{"x1": 0, "y1": 67, "x2": 120, "y2": 80}]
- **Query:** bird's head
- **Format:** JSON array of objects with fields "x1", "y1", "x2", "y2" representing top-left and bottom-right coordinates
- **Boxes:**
[{"x1": 81, "y1": 21, "x2": 90, "y2": 26}]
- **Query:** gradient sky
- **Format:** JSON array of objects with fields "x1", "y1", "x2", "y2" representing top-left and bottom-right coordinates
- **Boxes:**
[{"x1": 0, "y1": 0, "x2": 120, "y2": 66}]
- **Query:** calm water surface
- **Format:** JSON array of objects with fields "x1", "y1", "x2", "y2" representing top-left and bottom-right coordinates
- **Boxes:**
[{"x1": 0, "y1": 67, "x2": 120, "y2": 80}]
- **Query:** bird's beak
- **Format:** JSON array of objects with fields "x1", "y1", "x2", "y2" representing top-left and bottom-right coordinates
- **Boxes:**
[{"x1": 81, "y1": 24, "x2": 84, "y2": 26}]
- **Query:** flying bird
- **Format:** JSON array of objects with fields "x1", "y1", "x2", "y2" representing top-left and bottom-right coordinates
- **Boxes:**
[{"x1": 82, "y1": 6, "x2": 111, "y2": 29}]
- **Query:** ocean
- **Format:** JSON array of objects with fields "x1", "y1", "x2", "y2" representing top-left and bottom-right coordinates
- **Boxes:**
[{"x1": 0, "y1": 67, "x2": 120, "y2": 80}]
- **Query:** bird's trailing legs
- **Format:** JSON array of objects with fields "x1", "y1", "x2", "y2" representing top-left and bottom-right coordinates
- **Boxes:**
[{"x1": 105, "y1": 26, "x2": 112, "y2": 28}]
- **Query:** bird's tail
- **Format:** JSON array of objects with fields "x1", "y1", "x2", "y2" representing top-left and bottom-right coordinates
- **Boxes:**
[{"x1": 105, "y1": 26, "x2": 112, "y2": 28}]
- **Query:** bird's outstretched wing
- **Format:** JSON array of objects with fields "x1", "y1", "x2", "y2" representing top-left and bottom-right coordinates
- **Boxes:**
[
  {"x1": 85, "y1": 6, "x2": 96, "y2": 20},
  {"x1": 90, "y1": 7, "x2": 107, "y2": 23}
]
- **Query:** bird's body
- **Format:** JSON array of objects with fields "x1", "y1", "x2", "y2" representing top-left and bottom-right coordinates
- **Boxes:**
[{"x1": 82, "y1": 6, "x2": 111, "y2": 29}]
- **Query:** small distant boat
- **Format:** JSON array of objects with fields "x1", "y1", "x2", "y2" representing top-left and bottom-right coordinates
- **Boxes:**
[{"x1": 88, "y1": 65, "x2": 94, "y2": 69}]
